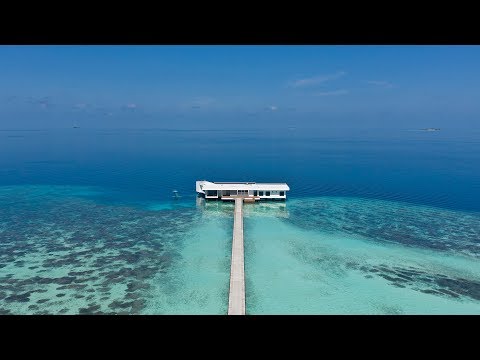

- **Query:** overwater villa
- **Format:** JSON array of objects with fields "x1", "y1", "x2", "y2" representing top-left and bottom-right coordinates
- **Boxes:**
[{"x1": 196, "y1": 180, "x2": 290, "y2": 201}]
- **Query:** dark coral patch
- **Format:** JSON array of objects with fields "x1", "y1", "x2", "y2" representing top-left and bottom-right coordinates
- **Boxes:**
[
  {"x1": 0, "y1": 187, "x2": 200, "y2": 314},
  {"x1": 127, "y1": 281, "x2": 150, "y2": 292},
  {"x1": 286, "y1": 197, "x2": 480, "y2": 256},
  {"x1": 350, "y1": 261, "x2": 480, "y2": 302},
  {"x1": 5, "y1": 292, "x2": 31, "y2": 303}
]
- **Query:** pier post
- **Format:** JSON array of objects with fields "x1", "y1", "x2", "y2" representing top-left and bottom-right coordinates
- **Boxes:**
[{"x1": 228, "y1": 198, "x2": 246, "y2": 315}]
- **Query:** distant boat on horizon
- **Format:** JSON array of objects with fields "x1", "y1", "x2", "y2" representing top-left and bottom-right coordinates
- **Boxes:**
[{"x1": 421, "y1": 128, "x2": 440, "y2": 132}]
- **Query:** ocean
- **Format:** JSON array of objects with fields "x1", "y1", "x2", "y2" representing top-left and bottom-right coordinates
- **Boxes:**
[{"x1": 0, "y1": 127, "x2": 479, "y2": 314}]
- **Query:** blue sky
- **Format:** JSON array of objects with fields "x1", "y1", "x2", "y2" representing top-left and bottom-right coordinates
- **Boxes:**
[{"x1": 1, "y1": 45, "x2": 479, "y2": 129}]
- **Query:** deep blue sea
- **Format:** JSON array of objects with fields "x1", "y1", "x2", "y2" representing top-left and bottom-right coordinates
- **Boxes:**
[{"x1": 1, "y1": 127, "x2": 479, "y2": 314}]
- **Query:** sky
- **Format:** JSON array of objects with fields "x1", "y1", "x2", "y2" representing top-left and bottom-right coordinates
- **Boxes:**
[{"x1": 0, "y1": 45, "x2": 479, "y2": 129}]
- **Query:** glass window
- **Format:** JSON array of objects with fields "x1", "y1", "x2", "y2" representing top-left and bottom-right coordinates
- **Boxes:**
[
  {"x1": 266, "y1": 191, "x2": 270, "y2": 196},
  {"x1": 280, "y1": 191, "x2": 284, "y2": 196},
  {"x1": 259, "y1": 191, "x2": 263, "y2": 196},
  {"x1": 254, "y1": 190, "x2": 258, "y2": 196}
]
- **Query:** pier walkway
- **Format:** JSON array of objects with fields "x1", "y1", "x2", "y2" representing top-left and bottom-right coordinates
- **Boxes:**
[{"x1": 228, "y1": 198, "x2": 246, "y2": 315}]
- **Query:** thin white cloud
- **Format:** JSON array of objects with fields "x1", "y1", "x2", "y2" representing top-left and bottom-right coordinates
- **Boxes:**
[
  {"x1": 366, "y1": 80, "x2": 394, "y2": 88},
  {"x1": 191, "y1": 97, "x2": 215, "y2": 108},
  {"x1": 26, "y1": 96, "x2": 53, "y2": 108},
  {"x1": 74, "y1": 103, "x2": 87, "y2": 109},
  {"x1": 120, "y1": 103, "x2": 138, "y2": 112},
  {"x1": 185, "y1": 97, "x2": 217, "y2": 110},
  {"x1": 313, "y1": 89, "x2": 349, "y2": 96},
  {"x1": 291, "y1": 71, "x2": 346, "y2": 88},
  {"x1": 269, "y1": 105, "x2": 278, "y2": 111},
  {"x1": 92, "y1": 106, "x2": 114, "y2": 116}
]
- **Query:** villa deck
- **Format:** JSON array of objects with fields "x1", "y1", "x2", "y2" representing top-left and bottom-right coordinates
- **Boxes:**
[{"x1": 220, "y1": 195, "x2": 260, "y2": 202}]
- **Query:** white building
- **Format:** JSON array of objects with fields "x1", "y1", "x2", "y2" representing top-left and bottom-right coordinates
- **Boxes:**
[{"x1": 196, "y1": 180, "x2": 290, "y2": 201}]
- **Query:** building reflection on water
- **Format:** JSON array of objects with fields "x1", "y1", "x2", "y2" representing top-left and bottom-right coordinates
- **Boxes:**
[{"x1": 196, "y1": 195, "x2": 289, "y2": 218}]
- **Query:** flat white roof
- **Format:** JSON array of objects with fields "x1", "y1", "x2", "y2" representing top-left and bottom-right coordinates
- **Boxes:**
[{"x1": 200, "y1": 181, "x2": 289, "y2": 191}]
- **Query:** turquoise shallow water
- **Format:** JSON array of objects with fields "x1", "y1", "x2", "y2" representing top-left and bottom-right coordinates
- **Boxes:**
[
  {"x1": 145, "y1": 200, "x2": 233, "y2": 314},
  {"x1": 1, "y1": 185, "x2": 479, "y2": 314},
  {"x1": 244, "y1": 198, "x2": 480, "y2": 314},
  {"x1": 1, "y1": 128, "x2": 479, "y2": 314},
  {"x1": 0, "y1": 185, "x2": 230, "y2": 314}
]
